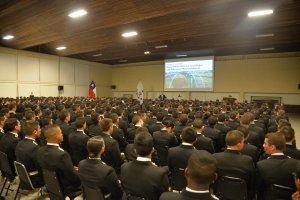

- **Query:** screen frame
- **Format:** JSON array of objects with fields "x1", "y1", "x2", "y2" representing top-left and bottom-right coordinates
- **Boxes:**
[{"x1": 164, "y1": 56, "x2": 215, "y2": 92}]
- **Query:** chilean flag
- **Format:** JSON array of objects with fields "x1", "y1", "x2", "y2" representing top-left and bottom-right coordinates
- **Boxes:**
[{"x1": 89, "y1": 81, "x2": 97, "y2": 98}]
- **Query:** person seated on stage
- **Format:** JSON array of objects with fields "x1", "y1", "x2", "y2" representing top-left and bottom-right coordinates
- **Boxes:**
[
  {"x1": 78, "y1": 136, "x2": 123, "y2": 200},
  {"x1": 159, "y1": 93, "x2": 167, "y2": 101},
  {"x1": 160, "y1": 150, "x2": 218, "y2": 200},
  {"x1": 15, "y1": 120, "x2": 44, "y2": 190},
  {"x1": 121, "y1": 132, "x2": 170, "y2": 199}
]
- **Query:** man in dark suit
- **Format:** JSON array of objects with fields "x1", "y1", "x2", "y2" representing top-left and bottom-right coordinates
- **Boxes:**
[
  {"x1": 159, "y1": 93, "x2": 167, "y2": 101},
  {"x1": 36, "y1": 125, "x2": 82, "y2": 199},
  {"x1": 100, "y1": 118, "x2": 123, "y2": 174},
  {"x1": 0, "y1": 118, "x2": 21, "y2": 180},
  {"x1": 0, "y1": 115, "x2": 5, "y2": 140},
  {"x1": 121, "y1": 132, "x2": 170, "y2": 199},
  {"x1": 202, "y1": 116, "x2": 223, "y2": 152},
  {"x1": 238, "y1": 126, "x2": 260, "y2": 163},
  {"x1": 160, "y1": 151, "x2": 218, "y2": 200},
  {"x1": 148, "y1": 112, "x2": 165, "y2": 135},
  {"x1": 213, "y1": 130, "x2": 255, "y2": 198},
  {"x1": 15, "y1": 120, "x2": 44, "y2": 190},
  {"x1": 58, "y1": 109, "x2": 72, "y2": 153},
  {"x1": 215, "y1": 113, "x2": 231, "y2": 148},
  {"x1": 225, "y1": 111, "x2": 240, "y2": 131},
  {"x1": 240, "y1": 114, "x2": 261, "y2": 149},
  {"x1": 281, "y1": 126, "x2": 300, "y2": 160},
  {"x1": 110, "y1": 113, "x2": 128, "y2": 153},
  {"x1": 256, "y1": 132, "x2": 299, "y2": 199},
  {"x1": 192, "y1": 119, "x2": 215, "y2": 154},
  {"x1": 68, "y1": 117, "x2": 90, "y2": 166},
  {"x1": 173, "y1": 114, "x2": 189, "y2": 143},
  {"x1": 78, "y1": 136, "x2": 123, "y2": 200},
  {"x1": 88, "y1": 113, "x2": 102, "y2": 137},
  {"x1": 127, "y1": 115, "x2": 144, "y2": 143}
]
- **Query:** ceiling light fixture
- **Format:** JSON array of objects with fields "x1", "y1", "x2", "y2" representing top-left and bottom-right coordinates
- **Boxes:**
[
  {"x1": 56, "y1": 46, "x2": 67, "y2": 50},
  {"x1": 256, "y1": 33, "x2": 274, "y2": 38},
  {"x1": 93, "y1": 53, "x2": 102, "y2": 57},
  {"x1": 260, "y1": 47, "x2": 275, "y2": 51},
  {"x1": 68, "y1": 9, "x2": 87, "y2": 18},
  {"x1": 144, "y1": 51, "x2": 151, "y2": 55},
  {"x1": 2, "y1": 35, "x2": 14, "y2": 40},
  {"x1": 248, "y1": 9, "x2": 273, "y2": 17},
  {"x1": 155, "y1": 44, "x2": 168, "y2": 49},
  {"x1": 122, "y1": 31, "x2": 138, "y2": 38},
  {"x1": 176, "y1": 54, "x2": 187, "y2": 57}
]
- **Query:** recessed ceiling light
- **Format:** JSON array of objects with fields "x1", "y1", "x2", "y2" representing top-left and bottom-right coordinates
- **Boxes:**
[
  {"x1": 93, "y1": 53, "x2": 102, "y2": 57},
  {"x1": 56, "y1": 46, "x2": 67, "y2": 50},
  {"x1": 2, "y1": 35, "x2": 14, "y2": 40},
  {"x1": 260, "y1": 47, "x2": 275, "y2": 51},
  {"x1": 248, "y1": 9, "x2": 273, "y2": 17},
  {"x1": 256, "y1": 33, "x2": 274, "y2": 38},
  {"x1": 68, "y1": 9, "x2": 87, "y2": 18},
  {"x1": 144, "y1": 51, "x2": 151, "y2": 55},
  {"x1": 155, "y1": 44, "x2": 168, "y2": 49},
  {"x1": 176, "y1": 54, "x2": 187, "y2": 57},
  {"x1": 122, "y1": 31, "x2": 138, "y2": 38}
]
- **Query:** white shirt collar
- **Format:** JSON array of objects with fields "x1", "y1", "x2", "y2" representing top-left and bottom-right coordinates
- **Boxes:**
[
  {"x1": 47, "y1": 143, "x2": 60, "y2": 147},
  {"x1": 136, "y1": 156, "x2": 151, "y2": 162},
  {"x1": 76, "y1": 129, "x2": 86, "y2": 135},
  {"x1": 182, "y1": 142, "x2": 193, "y2": 146},
  {"x1": 186, "y1": 187, "x2": 209, "y2": 193},
  {"x1": 271, "y1": 152, "x2": 285, "y2": 156},
  {"x1": 10, "y1": 132, "x2": 18, "y2": 138}
]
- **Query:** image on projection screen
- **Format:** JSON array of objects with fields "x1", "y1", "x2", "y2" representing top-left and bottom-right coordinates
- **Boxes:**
[{"x1": 164, "y1": 57, "x2": 214, "y2": 91}]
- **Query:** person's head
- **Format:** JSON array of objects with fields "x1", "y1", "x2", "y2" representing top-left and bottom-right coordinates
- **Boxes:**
[
  {"x1": 100, "y1": 118, "x2": 113, "y2": 134},
  {"x1": 8, "y1": 103, "x2": 16, "y2": 111},
  {"x1": 240, "y1": 114, "x2": 251, "y2": 125},
  {"x1": 280, "y1": 126, "x2": 295, "y2": 143},
  {"x1": 218, "y1": 113, "x2": 226, "y2": 122},
  {"x1": 75, "y1": 117, "x2": 86, "y2": 130},
  {"x1": 162, "y1": 119, "x2": 174, "y2": 133},
  {"x1": 225, "y1": 130, "x2": 244, "y2": 151},
  {"x1": 91, "y1": 113, "x2": 101, "y2": 125},
  {"x1": 25, "y1": 111, "x2": 35, "y2": 120},
  {"x1": 192, "y1": 119, "x2": 204, "y2": 132},
  {"x1": 132, "y1": 115, "x2": 143, "y2": 126},
  {"x1": 59, "y1": 110, "x2": 70, "y2": 122},
  {"x1": 110, "y1": 113, "x2": 119, "y2": 124},
  {"x1": 181, "y1": 127, "x2": 197, "y2": 144},
  {"x1": 134, "y1": 132, "x2": 154, "y2": 157},
  {"x1": 86, "y1": 136, "x2": 105, "y2": 158},
  {"x1": 207, "y1": 116, "x2": 217, "y2": 127},
  {"x1": 185, "y1": 151, "x2": 217, "y2": 189},
  {"x1": 156, "y1": 112, "x2": 164, "y2": 122},
  {"x1": 277, "y1": 119, "x2": 291, "y2": 129},
  {"x1": 23, "y1": 120, "x2": 40, "y2": 138},
  {"x1": 0, "y1": 115, "x2": 6, "y2": 128},
  {"x1": 179, "y1": 114, "x2": 188, "y2": 124},
  {"x1": 3, "y1": 118, "x2": 21, "y2": 133},
  {"x1": 43, "y1": 117, "x2": 53, "y2": 126},
  {"x1": 44, "y1": 125, "x2": 63, "y2": 144},
  {"x1": 237, "y1": 125, "x2": 249, "y2": 141},
  {"x1": 263, "y1": 132, "x2": 286, "y2": 154}
]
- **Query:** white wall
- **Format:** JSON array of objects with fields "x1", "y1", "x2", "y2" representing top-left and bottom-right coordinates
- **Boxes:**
[{"x1": 0, "y1": 49, "x2": 91, "y2": 97}]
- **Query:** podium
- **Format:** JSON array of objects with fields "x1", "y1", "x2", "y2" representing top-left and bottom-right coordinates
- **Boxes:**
[{"x1": 223, "y1": 97, "x2": 237, "y2": 104}]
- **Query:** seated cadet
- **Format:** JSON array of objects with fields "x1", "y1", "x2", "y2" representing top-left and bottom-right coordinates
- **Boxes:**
[
  {"x1": 257, "y1": 132, "x2": 299, "y2": 199},
  {"x1": 192, "y1": 119, "x2": 215, "y2": 154},
  {"x1": 0, "y1": 118, "x2": 21, "y2": 180},
  {"x1": 281, "y1": 126, "x2": 300, "y2": 160},
  {"x1": 36, "y1": 125, "x2": 82, "y2": 199},
  {"x1": 78, "y1": 136, "x2": 123, "y2": 200},
  {"x1": 15, "y1": 120, "x2": 44, "y2": 190},
  {"x1": 160, "y1": 151, "x2": 218, "y2": 200},
  {"x1": 121, "y1": 132, "x2": 170, "y2": 199}
]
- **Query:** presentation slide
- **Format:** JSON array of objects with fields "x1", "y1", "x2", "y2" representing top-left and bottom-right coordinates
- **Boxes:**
[{"x1": 164, "y1": 57, "x2": 214, "y2": 91}]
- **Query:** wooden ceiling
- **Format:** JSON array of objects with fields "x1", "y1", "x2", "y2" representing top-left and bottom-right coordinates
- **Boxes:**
[{"x1": 0, "y1": 0, "x2": 300, "y2": 65}]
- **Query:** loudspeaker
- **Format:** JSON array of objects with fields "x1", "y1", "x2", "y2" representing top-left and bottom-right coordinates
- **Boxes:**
[
  {"x1": 111, "y1": 85, "x2": 116, "y2": 89},
  {"x1": 58, "y1": 85, "x2": 64, "y2": 91}
]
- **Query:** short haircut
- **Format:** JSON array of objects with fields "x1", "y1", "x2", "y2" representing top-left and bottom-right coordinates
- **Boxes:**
[
  {"x1": 100, "y1": 118, "x2": 112, "y2": 132},
  {"x1": 225, "y1": 130, "x2": 244, "y2": 146},
  {"x1": 136, "y1": 127, "x2": 149, "y2": 135},
  {"x1": 237, "y1": 126, "x2": 249, "y2": 139},
  {"x1": 110, "y1": 113, "x2": 119, "y2": 123},
  {"x1": 218, "y1": 113, "x2": 226, "y2": 122},
  {"x1": 265, "y1": 132, "x2": 286, "y2": 151},
  {"x1": 181, "y1": 127, "x2": 197, "y2": 143},
  {"x1": 278, "y1": 119, "x2": 291, "y2": 129},
  {"x1": 91, "y1": 113, "x2": 100, "y2": 125},
  {"x1": 44, "y1": 125, "x2": 60, "y2": 139},
  {"x1": 134, "y1": 132, "x2": 154, "y2": 157},
  {"x1": 87, "y1": 136, "x2": 104, "y2": 158},
  {"x1": 240, "y1": 114, "x2": 251, "y2": 125},
  {"x1": 156, "y1": 112, "x2": 165, "y2": 122},
  {"x1": 179, "y1": 114, "x2": 188, "y2": 124},
  {"x1": 280, "y1": 126, "x2": 295, "y2": 142},
  {"x1": 229, "y1": 111, "x2": 237, "y2": 120},
  {"x1": 3, "y1": 118, "x2": 18, "y2": 133},
  {"x1": 43, "y1": 117, "x2": 52, "y2": 126},
  {"x1": 8, "y1": 103, "x2": 16, "y2": 111},
  {"x1": 187, "y1": 151, "x2": 217, "y2": 185},
  {"x1": 23, "y1": 120, "x2": 39, "y2": 136},
  {"x1": 25, "y1": 111, "x2": 35, "y2": 120},
  {"x1": 132, "y1": 115, "x2": 141, "y2": 125},
  {"x1": 59, "y1": 110, "x2": 69, "y2": 121},
  {"x1": 162, "y1": 119, "x2": 174, "y2": 128},
  {"x1": 75, "y1": 117, "x2": 86, "y2": 129},
  {"x1": 193, "y1": 119, "x2": 204, "y2": 129},
  {"x1": 208, "y1": 116, "x2": 217, "y2": 127}
]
